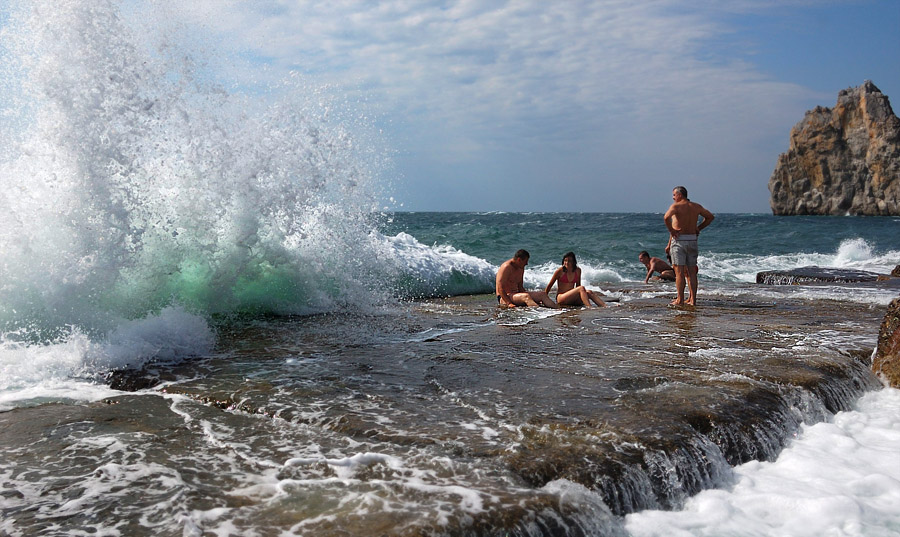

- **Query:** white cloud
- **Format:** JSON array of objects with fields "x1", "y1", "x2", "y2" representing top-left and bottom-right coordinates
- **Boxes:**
[
  {"x1": 141, "y1": 0, "x2": 833, "y2": 210},
  {"x1": 170, "y1": 3, "x2": 803, "y2": 120}
]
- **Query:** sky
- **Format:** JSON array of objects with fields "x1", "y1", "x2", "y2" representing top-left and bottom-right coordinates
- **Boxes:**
[{"x1": 10, "y1": 1, "x2": 900, "y2": 213}]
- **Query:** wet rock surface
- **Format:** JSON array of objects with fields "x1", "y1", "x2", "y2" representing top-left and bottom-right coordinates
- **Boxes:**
[{"x1": 3, "y1": 284, "x2": 893, "y2": 536}]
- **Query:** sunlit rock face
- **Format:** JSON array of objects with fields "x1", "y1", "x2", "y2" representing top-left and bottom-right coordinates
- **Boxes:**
[
  {"x1": 874, "y1": 298, "x2": 900, "y2": 388},
  {"x1": 769, "y1": 81, "x2": 900, "y2": 216}
]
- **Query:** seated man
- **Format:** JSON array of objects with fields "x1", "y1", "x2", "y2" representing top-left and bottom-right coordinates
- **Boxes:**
[
  {"x1": 496, "y1": 249, "x2": 558, "y2": 308},
  {"x1": 638, "y1": 250, "x2": 675, "y2": 283}
]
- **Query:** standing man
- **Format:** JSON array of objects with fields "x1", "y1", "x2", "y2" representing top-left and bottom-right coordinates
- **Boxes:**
[
  {"x1": 664, "y1": 186, "x2": 714, "y2": 306},
  {"x1": 495, "y1": 249, "x2": 559, "y2": 308}
]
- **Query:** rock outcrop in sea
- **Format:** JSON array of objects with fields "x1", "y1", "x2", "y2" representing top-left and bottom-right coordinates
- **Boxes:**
[
  {"x1": 768, "y1": 81, "x2": 900, "y2": 215},
  {"x1": 873, "y1": 298, "x2": 900, "y2": 388},
  {"x1": 756, "y1": 266, "x2": 884, "y2": 285}
]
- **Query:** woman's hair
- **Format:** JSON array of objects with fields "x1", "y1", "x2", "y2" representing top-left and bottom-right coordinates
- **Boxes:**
[{"x1": 562, "y1": 251, "x2": 577, "y2": 272}]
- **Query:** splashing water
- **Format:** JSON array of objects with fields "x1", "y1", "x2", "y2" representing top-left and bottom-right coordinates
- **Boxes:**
[
  {"x1": 0, "y1": 0, "x2": 446, "y2": 402},
  {"x1": 832, "y1": 238, "x2": 875, "y2": 266},
  {"x1": 0, "y1": 0, "x2": 397, "y2": 342}
]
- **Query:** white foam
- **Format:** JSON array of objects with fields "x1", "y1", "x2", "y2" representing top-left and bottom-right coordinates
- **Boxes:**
[
  {"x1": 496, "y1": 306, "x2": 566, "y2": 326},
  {"x1": 1, "y1": 0, "x2": 395, "y2": 333},
  {"x1": 699, "y1": 239, "x2": 900, "y2": 284},
  {"x1": 0, "y1": 0, "x2": 414, "y2": 405},
  {"x1": 285, "y1": 452, "x2": 404, "y2": 480},
  {"x1": 374, "y1": 232, "x2": 496, "y2": 296},
  {"x1": 0, "y1": 306, "x2": 213, "y2": 409},
  {"x1": 625, "y1": 387, "x2": 900, "y2": 537},
  {"x1": 528, "y1": 260, "x2": 627, "y2": 289}
]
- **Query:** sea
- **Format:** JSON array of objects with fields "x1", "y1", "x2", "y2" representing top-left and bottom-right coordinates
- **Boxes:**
[{"x1": 2, "y1": 2, "x2": 900, "y2": 536}]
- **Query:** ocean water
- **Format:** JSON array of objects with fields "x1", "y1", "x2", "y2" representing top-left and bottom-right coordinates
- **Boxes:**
[{"x1": 2, "y1": 2, "x2": 900, "y2": 536}]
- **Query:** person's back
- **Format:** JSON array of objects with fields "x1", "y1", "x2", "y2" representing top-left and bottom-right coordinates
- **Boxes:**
[{"x1": 666, "y1": 199, "x2": 709, "y2": 235}]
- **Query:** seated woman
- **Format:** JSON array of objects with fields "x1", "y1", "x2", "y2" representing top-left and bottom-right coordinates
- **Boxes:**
[{"x1": 544, "y1": 252, "x2": 606, "y2": 308}]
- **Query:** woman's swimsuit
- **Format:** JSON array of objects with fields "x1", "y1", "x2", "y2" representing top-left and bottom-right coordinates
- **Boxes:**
[{"x1": 559, "y1": 270, "x2": 576, "y2": 285}]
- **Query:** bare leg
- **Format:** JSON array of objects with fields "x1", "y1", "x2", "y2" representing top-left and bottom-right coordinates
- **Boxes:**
[
  {"x1": 556, "y1": 288, "x2": 587, "y2": 308},
  {"x1": 686, "y1": 266, "x2": 699, "y2": 306},
  {"x1": 510, "y1": 292, "x2": 540, "y2": 307},
  {"x1": 578, "y1": 287, "x2": 594, "y2": 309},
  {"x1": 672, "y1": 265, "x2": 686, "y2": 306},
  {"x1": 587, "y1": 290, "x2": 606, "y2": 307},
  {"x1": 528, "y1": 291, "x2": 559, "y2": 308}
]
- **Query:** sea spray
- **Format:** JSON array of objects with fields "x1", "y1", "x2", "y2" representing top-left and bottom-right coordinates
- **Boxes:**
[
  {"x1": 0, "y1": 1, "x2": 500, "y2": 407},
  {"x1": 0, "y1": 0, "x2": 396, "y2": 407},
  {"x1": 0, "y1": 0, "x2": 393, "y2": 335}
]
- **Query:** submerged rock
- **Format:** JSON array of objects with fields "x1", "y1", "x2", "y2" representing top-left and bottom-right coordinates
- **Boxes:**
[
  {"x1": 768, "y1": 81, "x2": 900, "y2": 215},
  {"x1": 756, "y1": 266, "x2": 883, "y2": 285},
  {"x1": 873, "y1": 298, "x2": 900, "y2": 388}
]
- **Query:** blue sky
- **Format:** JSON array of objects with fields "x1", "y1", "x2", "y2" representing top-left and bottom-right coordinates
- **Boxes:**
[{"x1": 11, "y1": 0, "x2": 900, "y2": 213}]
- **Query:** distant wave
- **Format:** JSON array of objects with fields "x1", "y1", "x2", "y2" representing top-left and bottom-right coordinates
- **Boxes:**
[
  {"x1": 375, "y1": 233, "x2": 496, "y2": 298},
  {"x1": 699, "y1": 238, "x2": 900, "y2": 283}
]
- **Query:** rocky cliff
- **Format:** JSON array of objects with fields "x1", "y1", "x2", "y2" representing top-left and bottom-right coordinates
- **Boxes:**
[
  {"x1": 768, "y1": 81, "x2": 900, "y2": 215},
  {"x1": 873, "y1": 297, "x2": 900, "y2": 388}
]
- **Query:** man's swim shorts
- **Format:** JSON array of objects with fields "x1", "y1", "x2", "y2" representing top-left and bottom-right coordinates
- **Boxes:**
[{"x1": 670, "y1": 234, "x2": 698, "y2": 266}]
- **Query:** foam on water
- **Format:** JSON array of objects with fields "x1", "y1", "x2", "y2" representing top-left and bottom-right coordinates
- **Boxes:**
[
  {"x1": 700, "y1": 238, "x2": 900, "y2": 284},
  {"x1": 374, "y1": 232, "x2": 496, "y2": 297},
  {"x1": 529, "y1": 260, "x2": 627, "y2": 291},
  {"x1": 0, "y1": 306, "x2": 212, "y2": 410},
  {"x1": 624, "y1": 387, "x2": 900, "y2": 537}
]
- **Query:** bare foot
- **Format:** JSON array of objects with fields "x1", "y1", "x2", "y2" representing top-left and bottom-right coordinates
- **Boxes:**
[{"x1": 670, "y1": 299, "x2": 684, "y2": 306}]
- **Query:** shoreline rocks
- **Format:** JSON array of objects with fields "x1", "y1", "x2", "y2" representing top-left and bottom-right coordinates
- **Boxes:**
[
  {"x1": 768, "y1": 81, "x2": 900, "y2": 215},
  {"x1": 756, "y1": 266, "x2": 884, "y2": 285},
  {"x1": 873, "y1": 298, "x2": 900, "y2": 388}
]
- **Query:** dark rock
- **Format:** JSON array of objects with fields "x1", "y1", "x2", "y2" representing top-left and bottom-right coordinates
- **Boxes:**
[
  {"x1": 892, "y1": 265, "x2": 900, "y2": 277},
  {"x1": 769, "y1": 81, "x2": 900, "y2": 215},
  {"x1": 105, "y1": 369, "x2": 160, "y2": 391},
  {"x1": 873, "y1": 298, "x2": 900, "y2": 388},
  {"x1": 756, "y1": 266, "x2": 883, "y2": 285}
]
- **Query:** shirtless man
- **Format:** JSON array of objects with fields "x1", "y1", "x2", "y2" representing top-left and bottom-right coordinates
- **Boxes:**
[
  {"x1": 638, "y1": 251, "x2": 675, "y2": 283},
  {"x1": 495, "y1": 249, "x2": 559, "y2": 308},
  {"x1": 663, "y1": 186, "x2": 714, "y2": 306}
]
